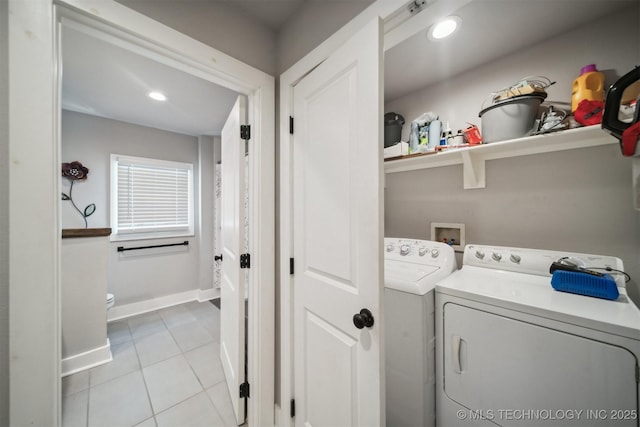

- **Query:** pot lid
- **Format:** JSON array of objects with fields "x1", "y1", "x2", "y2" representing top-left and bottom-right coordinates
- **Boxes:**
[{"x1": 479, "y1": 93, "x2": 548, "y2": 117}]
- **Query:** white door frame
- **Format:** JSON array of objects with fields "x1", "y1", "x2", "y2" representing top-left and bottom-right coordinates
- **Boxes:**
[
  {"x1": 8, "y1": 0, "x2": 274, "y2": 425},
  {"x1": 277, "y1": 0, "x2": 472, "y2": 424}
]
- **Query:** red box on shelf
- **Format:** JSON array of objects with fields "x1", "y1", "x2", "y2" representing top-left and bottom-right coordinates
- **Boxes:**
[{"x1": 464, "y1": 124, "x2": 482, "y2": 144}]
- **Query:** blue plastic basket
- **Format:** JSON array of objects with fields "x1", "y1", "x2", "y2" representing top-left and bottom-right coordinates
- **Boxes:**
[{"x1": 550, "y1": 270, "x2": 619, "y2": 300}]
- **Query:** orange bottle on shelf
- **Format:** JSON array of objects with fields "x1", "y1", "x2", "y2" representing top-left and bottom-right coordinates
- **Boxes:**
[{"x1": 571, "y1": 64, "x2": 605, "y2": 112}]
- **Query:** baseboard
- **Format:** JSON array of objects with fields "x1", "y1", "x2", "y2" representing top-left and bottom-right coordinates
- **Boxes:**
[
  {"x1": 198, "y1": 287, "x2": 220, "y2": 302},
  {"x1": 62, "y1": 339, "x2": 112, "y2": 377},
  {"x1": 275, "y1": 403, "x2": 282, "y2": 426},
  {"x1": 108, "y1": 288, "x2": 219, "y2": 322}
]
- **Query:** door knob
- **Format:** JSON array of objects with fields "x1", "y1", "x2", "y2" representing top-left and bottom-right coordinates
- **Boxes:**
[
  {"x1": 353, "y1": 308, "x2": 374, "y2": 329},
  {"x1": 214, "y1": 254, "x2": 223, "y2": 261}
]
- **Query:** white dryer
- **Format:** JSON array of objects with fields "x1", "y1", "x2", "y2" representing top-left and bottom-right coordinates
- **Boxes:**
[
  {"x1": 384, "y1": 238, "x2": 457, "y2": 427},
  {"x1": 436, "y1": 244, "x2": 640, "y2": 427}
]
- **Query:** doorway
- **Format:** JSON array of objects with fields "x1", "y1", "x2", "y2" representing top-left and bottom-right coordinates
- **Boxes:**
[
  {"x1": 277, "y1": 1, "x2": 473, "y2": 424},
  {"x1": 57, "y1": 6, "x2": 258, "y2": 425},
  {"x1": 6, "y1": 1, "x2": 274, "y2": 424}
]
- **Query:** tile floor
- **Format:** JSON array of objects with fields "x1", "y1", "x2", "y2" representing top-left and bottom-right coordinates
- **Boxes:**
[{"x1": 62, "y1": 300, "x2": 240, "y2": 427}]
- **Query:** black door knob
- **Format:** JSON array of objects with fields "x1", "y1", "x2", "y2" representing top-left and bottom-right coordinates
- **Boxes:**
[
  {"x1": 353, "y1": 308, "x2": 374, "y2": 329},
  {"x1": 214, "y1": 254, "x2": 223, "y2": 261}
]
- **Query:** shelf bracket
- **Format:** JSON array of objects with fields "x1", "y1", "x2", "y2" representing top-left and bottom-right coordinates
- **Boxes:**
[{"x1": 461, "y1": 150, "x2": 485, "y2": 189}]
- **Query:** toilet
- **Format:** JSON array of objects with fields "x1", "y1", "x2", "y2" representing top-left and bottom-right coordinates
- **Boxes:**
[{"x1": 107, "y1": 293, "x2": 115, "y2": 310}]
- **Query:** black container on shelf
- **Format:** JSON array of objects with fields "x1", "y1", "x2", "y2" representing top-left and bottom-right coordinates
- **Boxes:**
[{"x1": 384, "y1": 112, "x2": 405, "y2": 147}]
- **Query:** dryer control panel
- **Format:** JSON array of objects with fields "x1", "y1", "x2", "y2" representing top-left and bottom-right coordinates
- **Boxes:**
[{"x1": 462, "y1": 244, "x2": 626, "y2": 287}]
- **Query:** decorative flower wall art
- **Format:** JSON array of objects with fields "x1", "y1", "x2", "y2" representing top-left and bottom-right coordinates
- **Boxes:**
[{"x1": 61, "y1": 161, "x2": 96, "y2": 228}]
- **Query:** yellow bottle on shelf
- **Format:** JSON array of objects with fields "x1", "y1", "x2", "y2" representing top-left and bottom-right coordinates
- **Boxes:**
[{"x1": 571, "y1": 64, "x2": 605, "y2": 112}]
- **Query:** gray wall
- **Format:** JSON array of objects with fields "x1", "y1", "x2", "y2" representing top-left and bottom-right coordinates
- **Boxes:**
[
  {"x1": 0, "y1": 1, "x2": 8, "y2": 424},
  {"x1": 276, "y1": 0, "x2": 374, "y2": 73},
  {"x1": 115, "y1": 0, "x2": 374, "y2": 76},
  {"x1": 62, "y1": 110, "x2": 211, "y2": 305},
  {"x1": 384, "y1": 5, "x2": 640, "y2": 304},
  {"x1": 386, "y1": 5, "x2": 640, "y2": 139},
  {"x1": 61, "y1": 236, "x2": 109, "y2": 361},
  {"x1": 198, "y1": 135, "x2": 216, "y2": 294},
  {"x1": 116, "y1": 0, "x2": 278, "y2": 75}
]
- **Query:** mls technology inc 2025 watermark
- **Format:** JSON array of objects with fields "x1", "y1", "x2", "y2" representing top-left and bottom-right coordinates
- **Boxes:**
[{"x1": 456, "y1": 409, "x2": 638, "y2": 423}]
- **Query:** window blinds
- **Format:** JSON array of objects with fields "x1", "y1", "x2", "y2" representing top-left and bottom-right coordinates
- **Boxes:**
[{"x1": 113, "y1": 155, "x2": 193, "y2": 236}]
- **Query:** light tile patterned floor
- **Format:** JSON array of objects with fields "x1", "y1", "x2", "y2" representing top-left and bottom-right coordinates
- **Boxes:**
[{"x1": 62, "y1": 301, "x2": 238, "y2": 427}]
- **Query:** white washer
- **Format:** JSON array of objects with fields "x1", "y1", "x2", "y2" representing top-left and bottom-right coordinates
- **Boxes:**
[
  {"x1": 436, "y1": 244, "x2": 640, "y2": 427},
  {"x1": 385, "y1": 238, "x2": 457, "y2": 427}
]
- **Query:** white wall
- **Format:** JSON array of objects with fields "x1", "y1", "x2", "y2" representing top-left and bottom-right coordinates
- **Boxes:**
[
  {"x1": 115, "y1": 0, "x2": 278, "y2": 76},
  {"x1": 62, "y1": 110, "x2": 214, "y2": 306},
  {"x1": 0, "y1": 1, "x2": 8, "y2": 424},
  {"x1": 384, "y1": 5, "x2": 640, "y2": 303},
  {"x1": 7, "y1": 1, "x2": 59, "y2": 424}
]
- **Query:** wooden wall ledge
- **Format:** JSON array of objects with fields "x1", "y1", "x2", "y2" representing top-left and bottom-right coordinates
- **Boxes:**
[{"x1": 62, "y1": 228, "x2": 112, "y2": 239}]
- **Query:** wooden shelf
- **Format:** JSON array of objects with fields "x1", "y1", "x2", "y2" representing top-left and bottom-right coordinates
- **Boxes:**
[
  {"x1": 62, "y1": 228, "x2": 112, "y2": 238},
  {"x1": 384, "y1": 126, "x2": 619, "y2": 189}
]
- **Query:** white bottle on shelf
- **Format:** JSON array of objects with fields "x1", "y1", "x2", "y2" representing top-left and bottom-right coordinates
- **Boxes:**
[{"x1": 428, "y1": 119, "x2": 441, "y2": 150}]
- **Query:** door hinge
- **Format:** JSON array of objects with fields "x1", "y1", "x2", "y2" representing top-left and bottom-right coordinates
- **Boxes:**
[
  {"x1": 290, "y1": 398, "x2": 295, "y2": 418},
  {"x1": 240, "y1": 124, "x2": 251, "y2": 140},
  {"x1": 239, "y1": 381, "x2": 250, "y2": 398},
  {"x1": 240, "y1": 253, "x2": 251, "y2": 269},
  {"x1": 289, "y1": 116, "x2": 294, "y2": 134},
  {"x1": 290, "y1": 258, "x2": 294, "y2": 275}
]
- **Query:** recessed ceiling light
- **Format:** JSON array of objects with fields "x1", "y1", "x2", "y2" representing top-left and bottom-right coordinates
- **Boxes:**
[
  {"x1": 428, "y1": 16, "x2": 461, "y2": 40},
  {"x1": 148, "y1": 91, "x2": 167, "y2": 101}
]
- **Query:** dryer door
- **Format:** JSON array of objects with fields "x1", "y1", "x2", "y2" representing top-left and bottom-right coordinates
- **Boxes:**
[{"x1": 442, "y1": 302, "x2": 638, "y2": 426}]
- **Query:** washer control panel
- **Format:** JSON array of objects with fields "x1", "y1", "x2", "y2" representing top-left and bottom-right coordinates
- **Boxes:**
[
  {"x1": 385, "y1": 238, "x2": 455, "y2": 266},
  {"x1": 463, "y1": 244, "x2": 625, "y2": 286}
]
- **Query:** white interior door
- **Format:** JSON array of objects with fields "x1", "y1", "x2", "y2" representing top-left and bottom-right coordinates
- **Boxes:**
[
  {"x1": 220, "y1": 96, "x2": 247, "y2": 425},
  {"x1": 292, "y1": 18, "x2": 384, "y2": 427}
]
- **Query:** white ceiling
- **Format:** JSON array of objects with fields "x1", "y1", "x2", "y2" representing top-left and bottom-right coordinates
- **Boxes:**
[
  {"x1": 61, "y1": 26, "x2": 240, "y2": 137},
  {"x1": 61, "y1": 0, "x2": 636, "y2": 137}
]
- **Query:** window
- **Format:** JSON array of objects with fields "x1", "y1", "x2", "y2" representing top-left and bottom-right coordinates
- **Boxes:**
[{"x1": 110, "y1": 154, "x2": 194, "y2": 240}]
